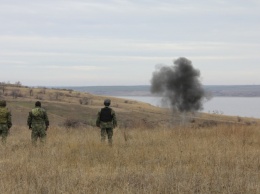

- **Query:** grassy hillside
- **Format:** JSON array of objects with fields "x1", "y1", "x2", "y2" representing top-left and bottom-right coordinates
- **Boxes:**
[
  {"x1": 1, "y1": 84, "x2": 176, "y2": 128},
  {"x1": 1, "y1": 84, "x2": 257, "y2": 128},
  {"x1": 1, "y1": 84, "x2": 260, "y2": 193}
]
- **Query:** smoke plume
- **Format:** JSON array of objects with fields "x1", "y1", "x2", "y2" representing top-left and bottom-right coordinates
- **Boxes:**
[{"x1": 151, "y1": 57, "x2": 206, "y2": 112}]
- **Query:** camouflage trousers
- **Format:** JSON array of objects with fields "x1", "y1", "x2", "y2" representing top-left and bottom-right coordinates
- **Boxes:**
[
  {"x1": 31, "y1": 125, "x2": 47, "y2": 145},
  {"x1": 101, "y1": 128, "x2": 113, "y2": 145},
  {"x1": 0, "y1": 124, "x2": 9, "y2": 144}
]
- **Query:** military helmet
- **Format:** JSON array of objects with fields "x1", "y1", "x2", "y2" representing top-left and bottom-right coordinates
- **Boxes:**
[
  {"x1": 104, "y1": 99, "x2": 111, "y2": 106},
  {"x1": 0, "y1": 100, "x2": 6, "y2": 107}
]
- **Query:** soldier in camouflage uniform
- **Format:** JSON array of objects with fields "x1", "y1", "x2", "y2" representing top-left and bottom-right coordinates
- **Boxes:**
[
  {"x1": 0, "y1": 100, "x2": 12, "y2": 144},
  {"x1": 27, "y1": 101, "x2": 49, "y2": 145},
  {"x1": 96, "y1": 99, "x2": 117, "y2": 145}
]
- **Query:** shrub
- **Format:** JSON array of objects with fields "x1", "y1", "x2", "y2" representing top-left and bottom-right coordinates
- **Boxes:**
[
  {"x1": 63, "y1": 118, "x2": 81, "y2": 128},
  {"x1": 79, "y1": 97, "x2": 91, "y2": 105}
]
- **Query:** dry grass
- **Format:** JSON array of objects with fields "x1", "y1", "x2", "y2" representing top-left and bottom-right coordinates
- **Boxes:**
[
  {"x1": 3, "y1": 85, "x2": 257, "y2": 129},
  {"x1": 1, "y1": 84, "x2": 260, "y2": 193},
  {"x1": 1, "y1": 124, "x2": 260, "y2": 194},
  {"x1": 2, "y1": 85, "x2": 175, "y2": 128}
]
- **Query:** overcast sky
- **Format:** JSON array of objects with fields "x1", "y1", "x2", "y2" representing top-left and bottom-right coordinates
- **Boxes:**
[{"x1": 1, "y1": 0, "x2": 260, "y2": 86}]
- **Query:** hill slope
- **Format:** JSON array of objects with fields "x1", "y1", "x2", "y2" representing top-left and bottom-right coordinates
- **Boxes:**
[
  {"x1": 0, "y1": 84, "x2": 258, "y2": 128},
  {"x1": 1, "y1": 85, "x2": 174, "y2": 128}
]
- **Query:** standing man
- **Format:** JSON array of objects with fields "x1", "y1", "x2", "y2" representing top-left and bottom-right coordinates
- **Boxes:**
[
  {"x1": 27, "y1": 101, "x2": 49, "y2": 145},
  {"x1": 96, "y1": 99, "x2": 117, "y2": 145},
  {"x1": 0, "y1": 100, "x2": 12, "y2": 144}
]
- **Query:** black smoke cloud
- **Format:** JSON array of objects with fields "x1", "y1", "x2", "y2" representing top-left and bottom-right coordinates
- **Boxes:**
[{"x1": 151, "y1": 57, "x2": 206, "y2": 112}]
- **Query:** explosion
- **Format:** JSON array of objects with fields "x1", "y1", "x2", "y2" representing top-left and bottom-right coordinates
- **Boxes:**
[{"x1": 151, "y1": 57, "x2": 206, "y2": 112}]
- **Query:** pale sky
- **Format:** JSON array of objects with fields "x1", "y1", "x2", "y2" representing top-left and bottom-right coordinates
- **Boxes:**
[{"x1": 1, "y1": 0, "x2": 260, "y2": 86}]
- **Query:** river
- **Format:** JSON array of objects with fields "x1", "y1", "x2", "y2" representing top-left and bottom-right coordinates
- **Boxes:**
[{"x1": 115, "y1": 96, "x2": 260, "y2": 118}]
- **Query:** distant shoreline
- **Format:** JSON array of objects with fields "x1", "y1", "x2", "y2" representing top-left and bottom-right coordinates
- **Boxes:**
[{"x1": 57, "y1": 85, "x2": 260, "y2": 97}]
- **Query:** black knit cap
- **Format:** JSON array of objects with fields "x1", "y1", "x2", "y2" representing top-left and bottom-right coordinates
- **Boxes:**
[{"x1": 35, "y1": 101, "x2": 41, "y2": 107}]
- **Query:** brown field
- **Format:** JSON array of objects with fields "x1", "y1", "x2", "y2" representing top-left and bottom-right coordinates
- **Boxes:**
[
  {"x1": 1, "y1": 84, "x2": 260, "y2": 193},
  {"x1": 1, "y1": 124, "x2": 260, "y2": 193}
]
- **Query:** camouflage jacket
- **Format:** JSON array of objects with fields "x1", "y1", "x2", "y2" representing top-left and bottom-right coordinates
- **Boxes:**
[
  {"x1": 96, "y1": 107, "x2": 117, "y2": 129},
  {"x1": 27, "y1": 107, "x2": 49, "y2": 128},
  {"x1": 0, "y1": 107, "x2": 12, "y2": 128}
]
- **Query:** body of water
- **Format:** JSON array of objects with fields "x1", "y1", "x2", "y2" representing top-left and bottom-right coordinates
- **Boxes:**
[{"x1": 116, "y1": 96, "x2": 260, "y2": 118}]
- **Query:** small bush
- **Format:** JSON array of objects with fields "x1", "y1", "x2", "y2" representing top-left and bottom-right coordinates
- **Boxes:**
[
  {"x1": 63, "y1": 118, "x2": 81, "y2": 128},
  {"x1": 79, "y1": 97, "x2": 91, "y2": 105},
  {"x1": 35, "y1": 95, "x2": 43, "y2": 100},
  {"x1": 10, "y1": 89, "x2": 23, "y2": 98}
]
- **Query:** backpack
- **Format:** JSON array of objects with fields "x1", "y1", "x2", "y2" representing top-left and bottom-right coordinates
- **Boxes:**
[{"x1": 100, "y1": 107, "x2": 113, "y2": 122}]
